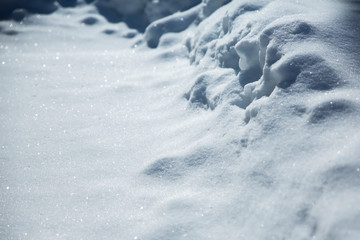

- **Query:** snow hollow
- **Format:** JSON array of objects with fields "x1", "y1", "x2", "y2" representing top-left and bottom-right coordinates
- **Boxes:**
[{"x1": 1, "y1": 0, "x2": 360, "y2": 239}]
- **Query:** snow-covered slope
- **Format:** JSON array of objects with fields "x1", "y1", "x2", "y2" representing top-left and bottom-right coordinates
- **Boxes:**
[{"x1": 1, "y1": 1, "x2": 360, "y2": 239}]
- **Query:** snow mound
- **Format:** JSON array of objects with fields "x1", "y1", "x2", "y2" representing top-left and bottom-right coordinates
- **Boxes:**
[
  {"x1": 144, "y1": 0, "x2": 230, "y2": 48},
  {"x1": 1, "y1": 1, "x2": 360, "y2": 240},
  {"x1": 169, "y1": 0, "x2": 352, "y2": 114},
  {"x1": 139, "y1": 1, "x2": 360, "y2": 239}
]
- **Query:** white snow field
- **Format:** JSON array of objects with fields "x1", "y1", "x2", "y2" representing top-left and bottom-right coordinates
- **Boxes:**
[{"x1": 1, "y1": 0, "x2": 360, "y2": 239}]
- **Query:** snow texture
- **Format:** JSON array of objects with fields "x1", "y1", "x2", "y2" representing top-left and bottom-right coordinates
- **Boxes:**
[{"x1": 1, "y1": 0, "x2": 360, "y2": 240}]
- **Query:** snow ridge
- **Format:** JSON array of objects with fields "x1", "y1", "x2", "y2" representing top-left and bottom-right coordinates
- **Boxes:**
[
  {"x1": 179, "y1": 1, "x2": 349, "y2": 113},
  {"x1": 140, "y1": 1, "x2": 360, "y2": 239},
  {"x1": 1, "y1": 0, "x2": 360, "y2": 239}
]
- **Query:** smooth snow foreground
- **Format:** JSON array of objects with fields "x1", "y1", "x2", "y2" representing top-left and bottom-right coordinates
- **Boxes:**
[{"x1": 1, "y1": 1, "x2": 360, "y2": 239}]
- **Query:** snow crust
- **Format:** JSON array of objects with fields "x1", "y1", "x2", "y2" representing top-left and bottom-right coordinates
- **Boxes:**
[{"x1": 1, "y1": 0, "x2": 360, "y2": 239}]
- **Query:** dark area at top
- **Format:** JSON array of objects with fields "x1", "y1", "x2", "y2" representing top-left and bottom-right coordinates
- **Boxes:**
[{"x1": 0, "y1": 0, "x2": 201, "y2": 32}]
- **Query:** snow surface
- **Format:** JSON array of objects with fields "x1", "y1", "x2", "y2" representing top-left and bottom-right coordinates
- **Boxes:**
[{"x1": 1, "y1": 0, "x2": 360, "y2": 239}]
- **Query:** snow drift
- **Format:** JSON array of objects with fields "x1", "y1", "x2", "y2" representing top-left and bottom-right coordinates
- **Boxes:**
[
  {"x1": 141, "y1": 1, "x2": 360, "y2": 239},
  {"x1": 1, "y1": 0, "x2": 360, "y2": 239}
]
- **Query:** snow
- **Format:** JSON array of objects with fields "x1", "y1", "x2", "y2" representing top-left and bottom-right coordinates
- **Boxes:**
[
  {"x1": 1, "y1": 0, "x2": 360, "y2": 239},
  {"x1": 95, "y1": 0, "x2": 201, "y2": 31}
]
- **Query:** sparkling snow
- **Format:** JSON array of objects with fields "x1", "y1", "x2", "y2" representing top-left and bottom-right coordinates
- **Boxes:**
[{"x1": 1, "y1": 0, "x2": 360, "y2": 239}]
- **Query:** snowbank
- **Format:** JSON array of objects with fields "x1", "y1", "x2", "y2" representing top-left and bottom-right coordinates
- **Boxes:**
[
  {"x1": 144, "y1": 0, "x2": 230, "y2": 48},
  {"x1": 142, "y1": 0, "x2": 360, "y2": 239},
  {"x1": 146, "y1": 0, "x2": 356, "y2": 114},
  {"x1": 1, "y1": 0, "x2": 360, "y2": 240}
]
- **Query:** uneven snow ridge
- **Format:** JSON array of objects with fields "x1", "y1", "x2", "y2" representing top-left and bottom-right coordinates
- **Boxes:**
[
  {"x1": 142, "y1": 1, "x2": 360, "y2": 239},
  {"x1": 1, "y1": 0, "x2": 360, "y2": 240}
]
